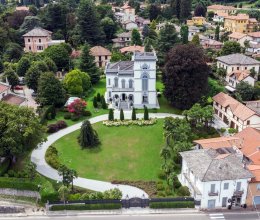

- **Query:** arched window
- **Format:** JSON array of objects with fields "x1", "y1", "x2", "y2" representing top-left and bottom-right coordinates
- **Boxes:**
[
  {"x1": 142, "y1": 63, "x2": 149, "y2": 70},
  {"x1": 114, "y1": 77, "x2": 118, "y2": 87},
  {"x1": 129, "y1": 79, "x2": 133, "y2": 89},
  {"x1": 142, "y1": 74, "x2": 148, "y2": 91},
  {"x1": 121, "y1": 79, "x2": 125, "y2": 88}
]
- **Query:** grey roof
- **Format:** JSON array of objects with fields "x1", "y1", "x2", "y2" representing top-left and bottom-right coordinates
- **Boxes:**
[
  {"x1": 180, "y1": 149, "x2": 253, "y2": 182},
  {"x1": 107, "y1": 61, "x2": 134, "y2": 71},
  {"x1": 216, "y1": 53, "x2": 260, "y2": 65},
  {"x1": 23, "y1": 27, "x2": 52, "y2": 37},
  {"x1": 133, "y1": 52, "x2": 157, "y2": 61},
  {"x1": 117, "y1": 32, "x2": 132, "y2": 38}
]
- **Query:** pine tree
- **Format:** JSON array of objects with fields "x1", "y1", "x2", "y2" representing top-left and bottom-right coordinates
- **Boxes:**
[
  {"x1": 120, "y1": 109, "x2": 124, "y2": 120},
  {"x1": 215, "y1": 25, "x2": 220, "y2": 41},
  {"x1": 108, "y1": 108, "x2": 114, "y2": 121},
  {"x1": 142, "y1": 24, "x2": 150, "y2": 38},
  {"x1": 180, "y1": 25, "x2": 189, "y2": 44},
  {"x1": 175, "y1": 0, "x2": 181, "y2": 19},
  {"x1": 78, "y1": 120, "x2": 100, "y2": 148},
  {"x1": 93, "y1": 96, "x2": 98, "y2": 108},
  {"x1": 180, "y1": 0, "x2": 191, "y2": 20},
  {"x1": 79, "y1": 43, "x2": 100, "y2": 84},
  {"x1": 131, "y1": 29, "x2": 142, "y2": 46},
  {"x1": 97, "y1": 93, "x2": 101, "y2": 102},
  {"x1": 144, "y1": 106, "x2": 149, "y2": 120},
  {"x1": 101, "y1": 96, "x2": 107, "y2": 109},
  {"x1": 132, "y1": 108, "x2": 137, "y2": 120}
]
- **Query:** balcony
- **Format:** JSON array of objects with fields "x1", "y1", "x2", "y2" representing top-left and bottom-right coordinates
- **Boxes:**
[
  {"x1": 112, "y1": 86, "x2": 134, "y2": 92},
  {"x1": 208, "y1": 191, "x2": 219, "y2": 196},
  {"x1": 233, "y1": 189, "x2": 244, "y2": 196}
]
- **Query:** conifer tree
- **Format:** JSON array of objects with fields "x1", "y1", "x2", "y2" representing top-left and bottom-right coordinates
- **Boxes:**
[
  {"x1": 120, "y1": 109, "x2": 124, "y2": 120},
  {"x1": 101, "y1": 96, "x2": 107, "y2": 109},
  {"x1": 144, "y1": 106, "x2": 149, "y2": 120},
  {"x1": 108, "y1": 108, "x2": 114, "y2": 121},
  {"x1": 132, "y1": 108, "x2": 137, "y2": 120},
  {"x1": 131, "y1": 29, "x2": 142, "y2": 46},
  {"x1": 78, "y1": 120, "x2": 100, "y2": 148},
  {"x1": 215, "y1": 25, "x2": 220, "y2": 41},
  {"x1": 93, "y1": 96, "x2": 98, "y2": 108}
]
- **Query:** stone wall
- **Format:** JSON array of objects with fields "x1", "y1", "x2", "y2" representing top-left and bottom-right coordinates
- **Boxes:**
[{"x1": 0, "y1": 188, "x2": 40, "y2": 199}]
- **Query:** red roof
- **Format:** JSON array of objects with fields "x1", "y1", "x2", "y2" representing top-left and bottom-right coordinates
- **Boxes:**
[
  {"x1": 0, "y1": 84, "x2": 9, "y2": 93},
  {"x1": 2, "y1": 94, "x2": 26, "y2": 106}
]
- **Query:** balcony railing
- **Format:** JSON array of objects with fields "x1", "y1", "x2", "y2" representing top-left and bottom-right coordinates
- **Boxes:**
[
  {"x1": 208, "y1": 191, "x2": 219, "y2": 196},
  {"x1": 233, "y1": 189, "x2": 244, "y2": 196},
  {"x1": 112, "y1": 86, "x2": 134, "y2": 92}
]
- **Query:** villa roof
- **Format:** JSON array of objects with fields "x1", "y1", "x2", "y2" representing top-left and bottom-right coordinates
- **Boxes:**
[
  {"x1": 228, "y1": 32, "x2": 247, "y2": 39},
  {"x1": 117, "y1": 32, "x2": 132, "y2": 38},
  {"x1": 107, "y1": 61, "x2": 134, "y2": 71},
  {"x1": 16, "y1": 6, "x2": 29, "y2": 11},
  {"x1": 120, "y1": 45, "x2": 144, "y2": 53},
  {"x1": 216, "y1": 53, "x2": 260, "y2": 65},
  {"x1": 225, "y1": 14, "x2": 249, "y2": 20},
  {"x1": 180, "y1": 149, "x2": 253, "y2": 182},
  {"x1": 215, "y1": 12, "x2": 228, "y2": 17},
  {"x1": 194, "y1": 136, "x2": 241, "y2": 149},
  {"x1": 213, "y1": 92, "x2": 257, "y2": 121},
  {"x1": 248, "y1": 32, "x2": 260, "y2": 38},
  {"x1": 23, "y1": 27, "x2": 52, "y2": 37},
  {"x1": 90, "y1": 46, "x2": 111, "y2": 56},
  {"x1": 2, "y1": 94, "x2": 26, "y2": 106}
]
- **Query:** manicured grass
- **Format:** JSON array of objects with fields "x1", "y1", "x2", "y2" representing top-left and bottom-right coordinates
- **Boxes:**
[{"x1": 53, "y1": 120, "x2": 165, "y2": 181}]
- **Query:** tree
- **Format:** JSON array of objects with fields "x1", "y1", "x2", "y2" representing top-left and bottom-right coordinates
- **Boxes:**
[
  {"x1": 77, "y1": 0, "x2": 104, "y2": 45},
  {"x1": 207, "y1": 11, "x2": 214, "y2": 21},
  {"x1": 149, "y1": 4, "x2": 161, "y2": 21},
  {"x1": 236, "y1": 81, "x2": 256, "y2": 101},
  {"x1": 215, "y1": 25, "x2": 220, "y2": 41},
  {"x1": 108, "y1": 108, "x2": 114, "y2": 121},
  {"x1": 175, "y1": 0, "x2": 181, "y2": 19},
  {"x1": 163, "y1": 44, "x2": 209, "y2": 110},
  {"x1": 101, "y1": 17, "x2": 117, "y2": 43},
  {"x1": 131, "y1": 108, "x2": 136, "y2": 120},
  {"x1": 43, "y1": 44, "x2": 70, "y2": 71},
  {"x1": 194, "y1": 3, "x2": 206, "y2": 17},
  {"x1": 78, "y1": 120, "x2": 100, "y2": 148},
  {"x1": 180, "y1": 0, "x2": 191, "y2": 20},
  {"x1": 58, "y1": 185, "x2": 69, "y2": 202},
  {"x1": 131, "y1": 29, "x2": 142, "y2": 46},
  {"x1": 3, "y1": 43, "x2": 23, "y2": 62},
  {"x1": 142, "y1": 24, "x2": 150, "y2": 38},
  {"x1": 43, "y1": 57, "x2": 57, "y2": 73},
  {"x1": 79, "y1": 43, "x2": 100, "y2": 84},
  {"x1": 0, "y1": 102, "x2": 45, "y2": 163},
  {"x1": 180, "y1": 25, "x2": 189, "y2": 44},
  {"x1": 101, "y1": 96, "x2": 107, "y2": 109},
  {"x1": 97, "y1": 93, "x2": 101, "y2": 102},
  {"x1": 4, "y1": 68, "x2": 19, "y2": 91},
  {"x1": 93, "y1": 96, "x2": 98, "y2": 108},
  {"x1": 120, "y1": 109, "x2": 124, "y2": 120},
  {"x1": 19, "y1": 16, "x2": 42, "y2": 34},
  {"x1": 221, "y1": 41, "x2": 241, "y2": 56},
  {"x1": 36, "y1": 72, "x2": 66, "y2": 107},
  {"x1": 191, "y1": 34, "x2": 200, "y2": 45},
  {"x1": 68, "y1": 99, "x2": 87, "y2": 116},
  {"x1": 144, "y1": 106, "x2": 149, "y2": 120},
  {"x1": 17, "y1": 57, "x2": 30, "y2": 77},
  {"x1": 25, "y1": 162, "x2": 36, "y2": 180},
  {"x1": 63, "y1": 69, "x2": 91, "y2": 96}
]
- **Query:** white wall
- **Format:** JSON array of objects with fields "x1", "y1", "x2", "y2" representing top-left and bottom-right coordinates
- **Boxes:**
[{"x1": 217, "y1": 61, "x2": 260, "y2": 75}]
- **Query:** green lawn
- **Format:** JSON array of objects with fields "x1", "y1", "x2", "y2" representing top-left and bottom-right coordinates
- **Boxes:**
[{"x1": 53, "y1": 120, "x2": 165, "y2": 181}]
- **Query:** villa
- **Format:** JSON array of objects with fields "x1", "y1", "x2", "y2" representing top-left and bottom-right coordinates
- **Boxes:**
[
  {"x1": 207, "y1": 5, "x2": 236, "y2": 15},
  {"x1": 105, "y1": 52, "x2": 158, "y2": 109},
  {"x1": 90, "y1": 46, "x2": 111, "y2": 68}
]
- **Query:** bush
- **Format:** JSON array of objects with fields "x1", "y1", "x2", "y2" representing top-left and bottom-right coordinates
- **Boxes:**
[
  {"x1": 45, "y1": 146, "x2": 60, "y2": 169},
  {"x1": 68, "y1": 193, "x2": 81, "y2": 201},
  {"x1": 177, "y1": 186, "x2": 190, "y2": 196},
  {"x1": 41, "y1": 191, "x2": 59, "y2": 203},
  {"x1": 220, "y1": 128, "x2": 226, "y2": 133},
  {"x1": 103, "y1": 118, "x2": 157, "y2": 127},
  {"x1": 64, "y1": 113, "x2": 71, "y2": 119},
  {"x1": 71, "y1": 114, "x2": 80, "y2": 121},
  {"x1": 93, "y1": 96, "x2": 98, "y2": 108},
  {"x1": 149, "y1": 201, "x2": 194, "y2": 209},
  {"x1": 157, "y1": 170, "x2": 167, "y2": 180},
  {"x1": 50, "y1": 203, "x2": 122, "y2": 211},
  {"x1": 0, "y1": 177, "x2": 38, "y2": 191},
  {"x1": 82, "y1": 110, "x2": 92, "y2": 117},
  {"x1": 120, "y1": 109, "x2": 124, "y2": 120},
  {"x1": 56, "y1": 120, "x2": 67, "y2": 129},
  {"x1": 0, "y1": 159, "x2": 10, "y2": 176},
  {"x1": 156, "y1": 183, "x2": 165, "y2": 191},
  {"x1": 228, "y1": 128, "x2": 238, "y2": 134},
  {"x1": 144, "y1": 106, "x2": 149, "y2": 120},
  {"x1": 108, "y1": 109, "x2": 114, "y2": 121},
  {"x1": 47, "y1": 124, "x2": 59, "y2": 133},
  {"x1": 97, "y1": 93, "x2": 101, "y2": 102}
]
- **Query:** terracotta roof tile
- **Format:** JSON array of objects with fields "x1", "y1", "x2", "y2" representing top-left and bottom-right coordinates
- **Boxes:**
[
  {"x1": 228, "y1": 70, "x2": 251, "y2": 81},
  {"x1": 23, "y1": 27, "x2": 52, "y2": 37},
  {"x1": 120, "y1": 45, "x2": 144, "y2": 53},
  {"x1": 0, "y1": 83, "x2": 9, "y2": 93},
  {"x1": 228, "y1": 32, "x2": 247, "y2": 39},
  {"x1": 2, "y1": 94, "x2": 26, "y2": 106},
  {"x1": 207, "y1": 4, "x2": 235, "y2": 10},
  {"x1": 90, "y1": 46, "x2": 111, "y2": 56},
  {"x1": 194, "y1": 136, "x2": 241, "y2": 149},
  {"x1": 248, "y1": 32, "x2": 260, "y2": 38}
]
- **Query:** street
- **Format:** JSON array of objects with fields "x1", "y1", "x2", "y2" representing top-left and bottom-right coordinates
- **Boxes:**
[{"x1": 0, "y1": 212, "x2": 259, "y2": 220}]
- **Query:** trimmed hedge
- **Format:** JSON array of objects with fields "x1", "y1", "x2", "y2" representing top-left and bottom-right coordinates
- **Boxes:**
[
  {"x1": 45, "y1": 146, "x2": 60, "y2": 169},
  {"x1": 50, "y1": 203, "x2": 122, "y2": 211},
  {"x1": 0, "y1": 177, "x2": 38, "y2": 191},
  {"x1": 149, "y1": 201, "x2": 194, "y2": 209}
]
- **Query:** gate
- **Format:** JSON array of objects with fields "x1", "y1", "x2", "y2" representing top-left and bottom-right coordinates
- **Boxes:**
[{"x1": 121, "y1": 197, "x2": 149, "y2": 208}]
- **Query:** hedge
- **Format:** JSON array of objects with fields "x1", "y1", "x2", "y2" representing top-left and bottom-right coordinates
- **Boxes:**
[
  {"x1": 40, "y1": 191, "x2": 59, "y2": 203},
  {"x1": 50, "y1": 203, "x2": 122, "y2": 211},
  {"x1": 0, "y1": 177, "x2": 38, "y2": 191},
  {"x1": 149, "y1": 201, "x2": 194, "y2": 209}
]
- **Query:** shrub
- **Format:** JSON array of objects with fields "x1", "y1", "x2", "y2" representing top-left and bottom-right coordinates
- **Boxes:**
[
  {"x1": 144, "y1": 106, "x2": 149, "y2": 120},
  {"x1": 45, "y1": 146, "x2": 60, "y2": 169},
  {"x1": 68, "y1": 99, "x2": 87, "y2": 116},
  {"x1": 228, "y1": 128, "x2": 238, "y2": 134},
  {"x1": 47, "y1": 124, "x2": 59, "y2": 133},
  {"x1": 93, "y1": 96, "x2": 98, "y2": 108},
  {"x1": 56, "y1": 120, "x2": 68, "y2": 129},
  {"x1": 0, "y1": 159, "x2": 10, "y2": 176},
  {"x1": 103, "y1": 118, "x2": 157, "y2": 127},
  {"x1": 41, "y1": 191, "x2": 59, "y2": 203},
  {"x1": 0, "y1": 177, "x2": 38, "y2": 191},
  {"x1": 50, "y1": 203, "x2": 122, "y2": 211},
  {"x1": 220, "y1": 128, "x2": 226, "y2": 133},
  {"x1": 108, "y1": 109, "x2": 114, "y2": 121},
  {"x1": 96, "y1": 93, "x2": 101, "y2": 102},
  {"x1": 120, "y1": 109, "x2": 124, "y2": 120},
  {"x1": 68, "y1": 193, "x2": 81, "y2": 201},
  {"x1": 101, "y1": 96, "x2": 107, "y2": 109},
  {"x1": 71, "y1": 114, "x2": 80, "y2": 121},
  {"x1": 64, "y1": 113, "x2": 71, "y2": 119},
  {"x1": 131, "y1": 108, "x2": 136, "y2": 120},
  {"x1": 149, "y1": 201, "x2": 194, "y2": 209},
  {"x1": 82, "y1": 110, "x2": 92, "y2": 117},
  {"x1": 177, "y1": 186, "x2": 190, "y2": 196},
  {"x1": 156, "y1": 183, "x2": 165, "y2": 191},
  {"x1": 157, "y1": 170, "x2": 167, "y2": 180}
]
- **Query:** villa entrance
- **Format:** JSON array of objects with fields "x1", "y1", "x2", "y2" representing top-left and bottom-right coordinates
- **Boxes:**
[{"x1": 122, "y1": 93, "x2": 126, "y2": 101}]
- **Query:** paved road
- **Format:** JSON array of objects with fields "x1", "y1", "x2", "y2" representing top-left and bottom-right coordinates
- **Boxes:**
[{"x1": 31, "y1": 112, "x2": 183, "y2": 198}]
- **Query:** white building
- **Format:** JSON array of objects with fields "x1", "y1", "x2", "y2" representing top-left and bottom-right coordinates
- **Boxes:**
[
  {"x1": 105, "y1": 52, "x2": 159, "y2": 109},
  {"x1": 216, "y1": 53, "x2": 260, "y2": 75},
  {"x1": 246, "y1": 32, "x2": 260, "y2": 54},
  {"x1": 213, "y1": 12, "x2": 228, "y2": 23},
  {"x1": 180, "y1": 148, "x2": 253, "y2": 209},
  {"x1": 213, "y1": 92, "x2": 260, "y2": 131}
]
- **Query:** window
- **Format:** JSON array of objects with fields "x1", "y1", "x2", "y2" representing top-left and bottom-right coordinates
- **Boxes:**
[
  {"x1": 245, "y1": 67, "x2": 247, "y2": 70},
  {"x1": 99, "y1": 56, "x2": 102, "y2": 61},
  {"x1": 210, "y1": 184, "x2": 216, "y2": 193},
  {"x1": 121, "y1": 79, "x2": 125, "y2": 88},
  {"x1": 142, "y1": 74, "x2": 148, "y2": 91},
  {"x1": 29, "y1": 46, "x2": 31, "y2": 50},
  {"x1": 105, "y1": 56, "x2": 108, "y2": 60},
  {"x1": 224, "y1": 183, "x2": 229, "y2": 190},
  {"x1": 108, "y1": 79, "x2": 110, "y2": 85},
  {"x1": 232, "y1": 67, "x2": 234, "y2": 71},
  {"x1": 109, "y1": 91, "x2": 111, "y2": 97},
  {"x1": 237, "y1": 67, "x2": 240, "y2": 70},
  {"x1": 236, "y1": 182, "x2": 241, "y2": 191},
  {"x1": 257, "y1": 184, "x2": 260, "y2": 191},
  {"x1": 39, "y1": 39, "x2": 41, "y2": 43},
  {"x1": 28, "y1": 39, "x2": 31, "y2": 42},
  {"x1": 37, "y1": 46, "x2": 43, "y2": 50},
  {"x1": 247, "y1": 120, "x2": 250, "y2": 125},
  {"x1": 114, "y1": 77, "x2": 118, "y2": 87},
  {"x1": 129, "y1": 79, "x2": 133, "y2": 88}
]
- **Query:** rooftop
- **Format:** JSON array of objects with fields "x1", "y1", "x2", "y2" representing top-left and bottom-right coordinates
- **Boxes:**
[
  {"x1": 194, "y1": 136, "x2": 241, "y2": 149},
  {"x1": 117, "y1": 32, "x2": 132, "y2": 38},
  {"x1": 90, "y1": 46, "x2": 111, "y2": 56},
  {"x1": 120, "y1": 45, "x2": 144, "y2": 53},
  {"x1": 216, "y1": 53, "x2": 260, "y2": 65},
  {"x1": 225, "y1": 14, "x2": 249, "y2": 20},
  {"x1": 207, "y1": 4, "x2": 236, "y2": 10},
  {"x1": 0, "y1": 83, "x2": 9, "y2": 93},
  {"x1": 2, "y1": 94, "x2": 26, "y2": 106},
  {"x1": 248, "y1": 32, "x2": 260, "y2": 38},
  {"x1": 213, "y1": 92, "x2": 257, "y2": 121},
  {"x1": 228, "y1": 70, "x2": 252, "y2": 81},
  {"x1": 180, "y1": 148, "x2": 253, "y2": 182},
  {"x1": 106, "y1": 61, "x2": 134, "y2": 71},
  {"x1": 228, "y1": 32, "x2": 247, "y2": 39},
  {"x1": 23, "y1": 27, "x2": 52, "y2": 37}
]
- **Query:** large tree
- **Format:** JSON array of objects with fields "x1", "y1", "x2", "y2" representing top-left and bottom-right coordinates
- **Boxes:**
[
  {"x1": 194, "y1": 3, "x2": 206, "y2": 17},
  {"x1": 17, "y1": 57, "x2": 31, "y2": 77},
  {"x1": 36, "y1": 72, "x2": 66, "y2": 107},
  {"x1": 235, "y1": 81, "x2": 256, "y2": 101},
  {"x1": 149, "y1": 4, "x2": 161, "y2": 21},
  {"x1": 79, "y1": 43, "x2": 100, "y2": 84},
  {"x1": 0, "y1": 102, "x2": 45, "y2": 163},
  {"x1": 180, "y1": 25, "x2": 189, "y2": 44},
  {"x1": 131, "y1": 29, "x2": 142, "y2": 46},
  {"x1": 180, "y1": 0, "x2": 191, "y2": 20},
  {"x1": 78, "y1": 120, "x2": 100, "y2": 148},
  {"x1": 163, "y1": 44, "x2": 209, "y2": 110},
  {"x1": 4, "y1": 68, "x2": 19, "y2": 91},
  {"x1": 101, "y1": 17, "x2": 117, "y2": 43},
  {"x1": 221, "y1": 41, "x2": 241, "y2": 56},
  {"x1": 77, "y1": 0, "x2": 104, "y2": 45}
]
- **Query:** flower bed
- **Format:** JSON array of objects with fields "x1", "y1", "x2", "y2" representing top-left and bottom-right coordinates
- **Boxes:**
[{"x1": 103, "y1": 118, "x2": 157, "y2": 127}]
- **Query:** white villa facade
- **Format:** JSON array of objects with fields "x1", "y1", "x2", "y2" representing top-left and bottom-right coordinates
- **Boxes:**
[
  {"x1": 105, "y1": 52, "x2": 158, "y2": 109},
  {"x1": 180, "y1": 149, "x2": 253, "y2": 209}
]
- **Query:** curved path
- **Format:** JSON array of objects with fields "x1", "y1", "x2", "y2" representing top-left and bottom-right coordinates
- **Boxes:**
[{"x1": 31, "y1": 112, "x2": 183, "y2": 199}]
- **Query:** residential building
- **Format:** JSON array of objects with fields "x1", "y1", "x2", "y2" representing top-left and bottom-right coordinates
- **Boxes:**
[
  {"x1": 112, "y1": 32, "x2": 132, "y2": 48},
  {"x1": 213, "y1": 92, "x2": 260, "y2": 131},
  {"x1": 122, "y1": 20, "x2": 138, "y2": 31},
  {"x1": 119, "y1": 45, "x2": 144, "y2": 54},
  {"x1": 224, "y1": 14, "x2": 258, "y2": 33},
  {"x1": 216, "y1": 53, "x2": 260, "y2": 75},
  {"x1": 225, "y1": 70, "x2": 255, "y2": 92},
  {"x1": 247, "y1": 32, "x2": 260, "y2": 54},
  {"x1": 228, "y1": 32, "x2": 252, "y2": 47},
  {"x1": 188, "y1": 26, "x2": 200, "y2": 41},
  {"x1": 105, "y1": 52, "x2": 159, "y2": 109},
  {"x1": 115, "y1": 3, "x2": 135, "y2": 24},
  {"x1": 207, "y1": 5, "x2": 236, "y2": 15},
  {"x1": 23, "y1": 27, "x2": 65, "y2": 53},
  {"x1": 180, "y1": 148, "x2": 253, "y2": 209},
  {"x1": 135, "y1": 16, "x2": 150, "y2": 28},
  {"x1": 187, "y1": 16, "x2": 206, "y2": 26},
  {"x1": 213, "y1": 12, "x2": 228, "y2": 23},
  {"x1": 201, "y1": 38, "x2": 223, "y2": 50},
  {"x1": 0, "y1": 82, "x2": 26, "y2": 106},
  {"x1": 90, "y1": 46, "x2": 111, "y2": 68}
]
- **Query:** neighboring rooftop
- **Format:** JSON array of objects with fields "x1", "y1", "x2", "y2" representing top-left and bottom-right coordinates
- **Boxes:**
[
  {"x1": 216, "y1": 53, "x2": 260, "y2": 65},
  {"x1": 213, "y1": 92, "x2": 257, "y2": 121},
  {"x1": 228, "y1": 70, "x2": 252, "y2": 81},
  {"x1": 120, "y1": 45, "x2": 144, "y2": 53},
  {"x1": 207, "y1": 4, "x2": 236, "y2": 10},
  {"x1": 23, "y1": 27, "x2": 52, "y2": 37},
  {"x1": 90, "y1": 46, "x2": 111, "y2": 56},
  {"x1": 245, "y1": 100, "x2": 260, "y2": 115},
  {"x1": 117, "y1": 32, "x2": 132, "y2": 38},
  {"x1": 0, "y1": 83, "x2": 9, "y2": 93},
  {"x1": 228, "y1": 32, "x2": 247, "y2": 39},
  {"x1": 248, "y1": 32, "x2": 260, "y2": 38},
  {"x1": 225, "y1": 13, "x2": 249, "y2": 20},
  {"x1": 194, "y1": 136, "x2": 241, "y2": 149},
  {"x1": 2, "y1": 94, "x2": 26, "y2": 106},
  {"x1": 180, "y1": 148, "x2": 253, "y2": 182}
]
